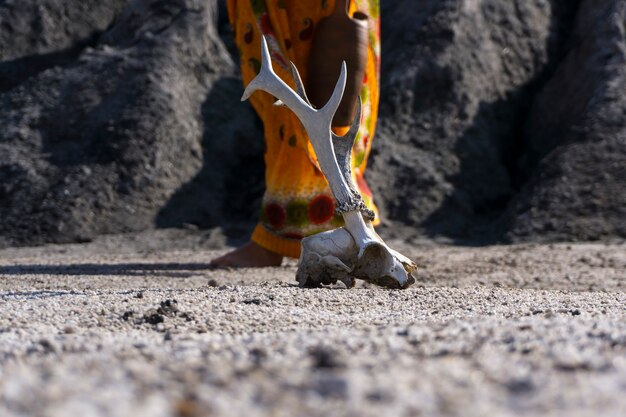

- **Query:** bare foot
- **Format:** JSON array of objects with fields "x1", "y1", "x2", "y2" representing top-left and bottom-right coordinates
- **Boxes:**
[{"x1": 209, "y1": 241, "x2": 283, "y2": 268}]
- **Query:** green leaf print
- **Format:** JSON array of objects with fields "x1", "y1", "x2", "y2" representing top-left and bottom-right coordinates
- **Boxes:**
[
  {"x1": 368, "y1": 0, "x2": 379, "y2": 18},
  {"x1": 248, "y1": 57, "x2": 261, "y2": 74},
  {"x1": 369, "y1": 31, "x2": 377, "y2": 49},
  {"x1": 355, "y1": 151, "x2": 366, "y2": 167},
  {"x1": 286, "y1": 200, "x2": 309, "y2": 227}
]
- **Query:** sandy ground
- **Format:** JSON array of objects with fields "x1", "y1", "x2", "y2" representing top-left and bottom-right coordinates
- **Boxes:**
[{"x1": 0, "y1": 230, "x2": 624, "y2": 417}]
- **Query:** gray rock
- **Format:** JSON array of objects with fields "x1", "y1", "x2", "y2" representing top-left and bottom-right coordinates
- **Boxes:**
[
  {"x1": 0, "y1": 0, "x2": 261, "y2": 246},
  {"x1": 0, "y1": 0, "x2": 130, "y2": 91},
  {"x1": 369, "y1": 0, "x2": 578, "y2": 241},
  {"x1": 505, "y1": 0, "x2": 626, "y2": 241}
]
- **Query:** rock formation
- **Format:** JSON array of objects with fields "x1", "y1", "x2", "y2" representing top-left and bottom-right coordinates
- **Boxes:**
[{"x1": 0, "y1": 0, "x2": 623, "y2": 247}]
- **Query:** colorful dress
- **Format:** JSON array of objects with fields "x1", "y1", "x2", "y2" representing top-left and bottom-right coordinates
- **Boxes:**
[{"x1": 227, "y1": 0, "x2": 381, "y2": 258}]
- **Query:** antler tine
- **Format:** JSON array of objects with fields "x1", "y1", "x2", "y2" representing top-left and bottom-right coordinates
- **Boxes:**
[
  {"x1": 241, "y1": 36, "x2": 271, "y2": 101},
  {"x1": 331, "y1": 99, "x2": 375, "y2": 222},
  {"x1": 320, "y1": 61, "x2": 347, "y2": 119},
  {"x1": 242, "y1": 37, "x2": 312, "y2": 117},
  {"x1": 289, "y1": 61, "x2": 312, "y2": 106},
  {"x1": 332, "y1": 98, "x2": 362, "y2": 194}
]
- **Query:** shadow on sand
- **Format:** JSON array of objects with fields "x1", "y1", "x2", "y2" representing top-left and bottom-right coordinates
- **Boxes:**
[{"x1": 0, "y1": 263, "x2": 216, "y2": 278}]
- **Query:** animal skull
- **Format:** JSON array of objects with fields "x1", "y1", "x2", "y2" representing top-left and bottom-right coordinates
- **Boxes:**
[{"x1": 242, "y1": 36, "x2": 417, "y2": 289}]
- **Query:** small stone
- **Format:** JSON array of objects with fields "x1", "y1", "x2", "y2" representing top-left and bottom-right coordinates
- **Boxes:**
[
  {"x1": 179, "y1": 312, "x2": 194, "y2": 322},
  {"x1": 506, "y1": 377, "x2": 534, "y2": 394},
  {"x1": 397, "y1": 328, "x2": 409, "y2": 336},
  {"x1": 309, "y1": 346, "x2": 344, "y2": 369},
  {"x1": 143, "y1": 310, "x2": 165, "y2": 325},
  {"x1": 366, "y1": 390, "x2": 393, "y2": 403},
  {"x1": 157, "y1": 299, "x2": 179, "y2": 316},
  {"x1": 249, "y1": 347, "x2": 267, "y2": 366},
  {"x1": 312, "y1": 375, "x2": 348, "y2": 399},
  {"x1": 38, "y1": 338, "x2": 58, "y2": 354}
]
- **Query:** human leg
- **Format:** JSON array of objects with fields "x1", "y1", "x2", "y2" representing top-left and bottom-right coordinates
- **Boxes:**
[{"x1": 211, "y1": 0, "x2": 380, "y2": 267}]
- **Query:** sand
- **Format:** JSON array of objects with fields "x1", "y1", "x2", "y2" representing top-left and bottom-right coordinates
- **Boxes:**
[{"x1": 0, "y1": 231, "x2": 625, "y2": 417}]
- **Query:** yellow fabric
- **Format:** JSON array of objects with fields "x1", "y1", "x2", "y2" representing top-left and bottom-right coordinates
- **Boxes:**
[{"x1": 227, "y1": 0, "x2": 381, "y2": 258}]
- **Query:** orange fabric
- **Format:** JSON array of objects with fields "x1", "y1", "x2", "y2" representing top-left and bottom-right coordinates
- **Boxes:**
[
  {"x1": 228, "y1": 0, "x2": 381, "y2": 258},
  {"x1": 251, "y1": 223, "x2": 302, "y2": 259}
]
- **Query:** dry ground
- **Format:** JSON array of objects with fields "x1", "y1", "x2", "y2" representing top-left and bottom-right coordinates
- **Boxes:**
[{"x1": 0, "y1": 230, "x2": 624, "y2": 417}]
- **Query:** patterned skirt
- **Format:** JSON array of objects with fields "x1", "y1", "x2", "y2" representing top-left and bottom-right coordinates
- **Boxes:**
[{"x1": 226, "y1": 0, "x2": 381, "y2": 258}]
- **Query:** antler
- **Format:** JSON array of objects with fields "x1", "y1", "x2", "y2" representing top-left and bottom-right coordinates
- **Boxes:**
[
  {"x1": 242, "y1": 36, "x2": 365, "y2": 216},
  {"x1": 242, "y1": 36, "x2": 417, "y2": 288}
]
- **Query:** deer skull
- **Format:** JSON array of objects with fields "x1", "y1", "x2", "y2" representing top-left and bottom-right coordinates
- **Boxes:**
[{"x1": 242, "y1": 36, "x2": 417, "y2": 289}]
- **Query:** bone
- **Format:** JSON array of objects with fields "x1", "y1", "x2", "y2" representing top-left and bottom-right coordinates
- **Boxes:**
[{"x1": 242, "y1": 36, "x2": 417, "y2": 289}]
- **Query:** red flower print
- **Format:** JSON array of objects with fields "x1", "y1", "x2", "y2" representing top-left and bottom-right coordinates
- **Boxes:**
[
  {"x1": 244, "y1": 23, "x2": 254, "y2": 44},
  {"x1": 265, "y1": 203, "x2": 286, "y2": 229},
  {"x1": 260, "y1": 12, "x2": 274, "y2": 35},
  {"x1": 299, "y1": 18, "x2": 314, "y2": 41},
  {"x1": 356, "y1": 174, "x2": 373, "y2": 198},
  {"x1": 308, "y1": 195, "x2": 335, "y2": 224}
]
